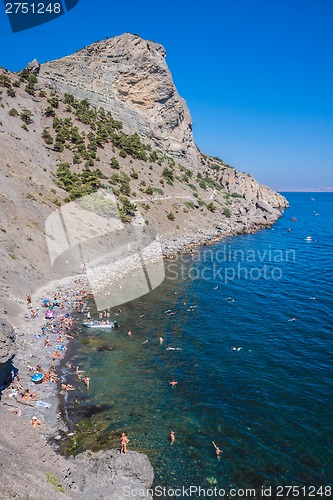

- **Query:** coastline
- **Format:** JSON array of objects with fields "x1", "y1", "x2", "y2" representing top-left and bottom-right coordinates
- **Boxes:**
[{"x1": 0, "y1": 213, "x2": 286, "y2": 498}]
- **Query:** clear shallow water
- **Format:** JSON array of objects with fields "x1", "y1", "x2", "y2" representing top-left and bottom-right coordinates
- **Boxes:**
[{"x1": 65, "y1": 193, "x2": 333, "y2": 496}]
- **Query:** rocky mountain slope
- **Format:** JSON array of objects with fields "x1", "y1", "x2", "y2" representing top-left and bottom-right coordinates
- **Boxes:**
[
  {"x1": 39, "y1": 33, "x2": 199, "y2": 168},
  {"x1": 0, "y1": 33, "x2": 288, "y2": 363}
]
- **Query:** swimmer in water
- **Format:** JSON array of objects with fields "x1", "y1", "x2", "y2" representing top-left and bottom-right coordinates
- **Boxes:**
[
  {"x1": 142, "y1": 339, "x2": 149, "y2": 344},
  {"x1": 170, "y1": 431, "x2": 175, "y2": 445},
  {"x1": 288, "y1": 318, "x2": 297, "y2": 322},
  {"x1": 128, "y1": 330, "x2": 132, "y2": 336},
  {"x1": 231, "y1": 346, "x2": 242, "y2": 352},
  {"x1": 169, "y1": 380, "x2": 178, "y2": 387},
  {"x1": 214, "y1": 285, "x2": 219, "y2": 290},
  {"x1": 159, "y1": 337, "x2": 164, "y2": 345},
  {"x1": 212, "y1": 441, "x2": 222, "y2": 460},
  {"x1": 83, "y1": 377, "x2": 90, "y2": 389}
]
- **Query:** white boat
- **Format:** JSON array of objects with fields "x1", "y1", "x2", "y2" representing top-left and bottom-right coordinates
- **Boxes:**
[{"x1": 83, "y1": 321, "x2": 118, "y2": 329}]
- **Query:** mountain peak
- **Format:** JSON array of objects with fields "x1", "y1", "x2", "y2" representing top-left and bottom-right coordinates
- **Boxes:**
[{"x1": 39, "y1": 33, "x2": 198, "y2": 167}]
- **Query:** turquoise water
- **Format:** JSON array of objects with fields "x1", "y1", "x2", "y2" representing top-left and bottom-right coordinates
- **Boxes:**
[{"x1": 65, "y1": 193, "x2": 333, "y2": 496}]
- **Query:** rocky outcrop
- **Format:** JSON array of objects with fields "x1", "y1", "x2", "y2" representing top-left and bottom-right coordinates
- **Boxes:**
[
  {"x1": 39, "y1": 33, "x2": 199, "y2": 169},
  {"x1": 0, "y1": 406, "x2": 154, "y2": 499},
  {"x1": 218, "y1": 168, "x2": 288, "y2": 208},
  {"x1": 73, "y1": 450, "x2": 154, "y2": 499},
  {"x1": 0, "y1": 316, "x2": 15, "y2": 364}
]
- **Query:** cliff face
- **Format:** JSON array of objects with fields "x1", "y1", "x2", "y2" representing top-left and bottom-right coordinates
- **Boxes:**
[{"x1": 39, "y1": 33, "x2": 199, "y2": 168}]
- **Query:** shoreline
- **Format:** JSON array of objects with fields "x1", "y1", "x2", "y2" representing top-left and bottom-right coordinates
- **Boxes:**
[
  {"x1": 2, "y1": 217, "x2": 283, "y2": 421},
  {"x1": 0, "y1": 214, "x2": 286, "y2": 497}
]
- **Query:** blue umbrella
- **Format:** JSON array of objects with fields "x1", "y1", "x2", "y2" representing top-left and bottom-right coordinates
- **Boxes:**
[{"x1": 31, "y1": 372, "x2": 44, "y2": 383}]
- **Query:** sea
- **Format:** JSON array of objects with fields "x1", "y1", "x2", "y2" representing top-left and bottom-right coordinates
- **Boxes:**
[{"x1": 62, "y1": 192, "x2": 333, "y2": 499}]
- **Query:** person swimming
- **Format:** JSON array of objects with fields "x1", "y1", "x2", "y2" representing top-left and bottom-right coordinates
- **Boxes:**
[
  {"x1": 169, "y1": 380, "x2": 178, "y2": 386},
  {"x1": 170, "y1": 431, "x2": 175, "y2": 445},
  {"x1": 83, "y1": 376, "x2": 90, "y2": 389},
  {"x1": 212, "y1": 441, "x2": 222, "y2": 460}
]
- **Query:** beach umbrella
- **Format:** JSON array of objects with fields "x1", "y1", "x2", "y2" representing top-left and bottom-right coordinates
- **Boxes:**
[
  {"x1": 31, "y1": 372, "x2": 44, "y2": 383},
  {"x1": 45, "y1": 310, "x2": 55, "y2": 319}
]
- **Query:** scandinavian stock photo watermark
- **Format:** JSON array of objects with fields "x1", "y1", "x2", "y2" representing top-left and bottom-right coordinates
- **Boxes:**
[
  {"x1": 166, "y1": 245, "x2": 296, "y2": 284},
  {"x1": 45, "y1": 189, "x2": 296, "y2": 309}
]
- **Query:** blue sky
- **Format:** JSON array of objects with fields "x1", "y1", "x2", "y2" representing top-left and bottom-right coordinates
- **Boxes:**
[{"x1": 0, "y1": 0, "x2": 332, "y2": 190}]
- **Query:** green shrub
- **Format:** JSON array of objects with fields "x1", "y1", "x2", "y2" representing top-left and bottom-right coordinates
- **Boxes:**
[
  {"x1": 9, "y1": 108, "x2": 18, "y2": 116},
  {"x1": 184, "y1": 201, "x2": 195, "y2": 210},
  {"x1": 42, "y1": 128, "x2": 53, "y2": 145},
  {"x1": 223, "y1": 207, "x2": 232, "y2": 218},
  {"x1": 45, "y1": 472, "x2": 65, "y2": 493},
  {"x1": 6, "y1": 87, "x2": 15, "y2": 97},
  {"x1": 64, "y1": 93, "x2": 76, "y2": 105},
  {"x1": 149, "y1": 150, "x2": 159, "y2": 162},
  {"x1": 167, "y1": 211, "x2": 175, "y2": 221},
  {"x1": 20, "y1": 109, "x2": 33, "y2": 124},
  {"x1": 48, "y1": 97, "x2": 59, "y2": 108},
  {"x1": 119, "y1": 149, "x2": 127, "y2": 158},
  {"x1": 162, "y1": 167, "x2": 174, "y2": 182},
  {"x1": 130, "y1": 168, "x2": 138, "y2": 179},
  {"x1": 44, "y1": 106, "x2": 56, "y2": 117},
  {"x1": 110, "y1": 157, "x2": 120, "y2": 169},
  {"x1": 206, "y1": 202, "x2": 217, "y2": 213}
]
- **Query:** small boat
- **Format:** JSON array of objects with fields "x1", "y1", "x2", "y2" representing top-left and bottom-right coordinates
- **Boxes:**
[
  {"x1": 31, "y1": 372, "x2": 44, "y2": 383},
  {"x1": 305, "y1": 236, "x2": 312, "y2": 241},
  {"x1": 83, "y1": 321, "x2": 118, "y2": 329}
]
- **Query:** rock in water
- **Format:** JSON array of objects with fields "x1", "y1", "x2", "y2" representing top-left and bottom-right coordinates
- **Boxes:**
[{"x1": 39, "y1": 33, "x2": 199, "y2": 168}]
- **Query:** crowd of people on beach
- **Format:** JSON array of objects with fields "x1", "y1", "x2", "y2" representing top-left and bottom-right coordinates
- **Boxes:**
[{"x1": 3, "y1": 287, "x2": 92, "y2": 430}]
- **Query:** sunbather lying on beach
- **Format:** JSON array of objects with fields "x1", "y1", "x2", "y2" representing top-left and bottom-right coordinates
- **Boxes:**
[{"x1": 22, "y1": 389, "x2": 38, "y2": 401}]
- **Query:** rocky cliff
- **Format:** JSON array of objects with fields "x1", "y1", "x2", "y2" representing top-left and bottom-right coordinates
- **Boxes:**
[{"x1": 39, "y1": 33, "x2": 199, "y2": 169}]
